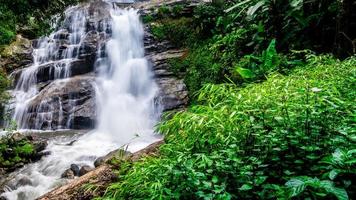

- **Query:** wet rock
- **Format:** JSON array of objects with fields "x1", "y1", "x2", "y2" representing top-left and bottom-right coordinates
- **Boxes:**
[
  {"x1": 14, "y1": 163, "x2": 25, "y2": 169},
  {"x1": 53, "y1": 30, "x2": 70, "y2": 40},
  {"x1": 0, "y1": 168, "x2": 5, "y2": 177},
  {"x1": 94, "y1": 157, "x2": 105, "y2": 168},
  {"x1": 156, "y1": 77, "x2": 188, "y2": 111},
  {"x1": 143, "y1": 21, "x2": 189, "y2": 111},
  {"x1": 61, "y1": 169, "x2": 75, "y2": 179},
  {"x1": 78, "y1": 31, "x2": 101, "y2": 61},
  {"x1": 12, "y1": 58, "x2": 96, "y2": 87},
  {"x1": 70, "y1": 164, "x2": 80, "y2": 176},
  {"x1": 37, "y1": 151, "x2": 51, "y2": 157},
  {"x1": 33, "y1": 140, "x2": 47, "y2": 152},
  {"x1": 66, "y1": 140, "x2": 77, "y2": 146},
  {"x1": 24, "y1": 75, "x2": 96, "y2": 130},
  {"x1": 11, "y1": 132, "x2": 26, "y2": 141},
  {"x1": 79, "y1": 165, "x2": 93, "y2": 176},
  {"x1": 15, "y1": 177, "x2": 32, "y2": 187},
  {"x1": 0, "y1": 196, "x2": 8, "y2": 200},
  {"x1": 17, "y1": 191, "x2": 27, "y2": 200}
]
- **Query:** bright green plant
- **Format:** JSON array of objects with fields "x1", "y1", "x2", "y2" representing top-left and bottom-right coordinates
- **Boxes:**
[{"x1": 0, "y1": 133, "x2": 35, "y2": 168}]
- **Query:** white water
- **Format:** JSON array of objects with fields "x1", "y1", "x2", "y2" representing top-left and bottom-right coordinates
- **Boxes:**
[{"x1": 1, "y1": 3, "x2": 161, "y2": 200}]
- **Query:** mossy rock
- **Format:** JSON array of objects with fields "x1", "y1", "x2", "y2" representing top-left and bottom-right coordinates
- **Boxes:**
[
  {"x1": 0, "y1": 35, "x2": 31, "y2": 58},
  {"x1": 0, "y1": 35, "x2": 33, "y2": 73}
]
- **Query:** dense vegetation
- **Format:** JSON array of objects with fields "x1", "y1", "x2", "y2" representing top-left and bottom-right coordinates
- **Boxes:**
[
  {"x1": 0, "y1": 0, "x2": 83, "y2": 45},
  {"x1": 148, "y1": 0, "x2": 355, "y2": 94},
  {"x1": 0, "y1": 133, "x2": 35, "y2": 170},
  {"x1": 100, "y1": 1, "x2": 355, "y2": 200},
  {"x1": 102, "y1": 54, "x2": 355, "y2": 200}
]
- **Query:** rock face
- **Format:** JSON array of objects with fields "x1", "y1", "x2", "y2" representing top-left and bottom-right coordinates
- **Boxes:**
[{"x1": 144, "y1": 32, "x2": 189, "y2": 111}]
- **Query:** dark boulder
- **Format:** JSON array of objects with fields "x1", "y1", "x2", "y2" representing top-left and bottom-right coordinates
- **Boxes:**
[
  {"x1": 61, "y1": 169, "x2": 75, "y2": 179},
  {"x1": 70, "y1": 164, "x2": 80, "y2": 176},
  {"x1": 79, "y1": 165, "x2": 93, "y2": 176}
]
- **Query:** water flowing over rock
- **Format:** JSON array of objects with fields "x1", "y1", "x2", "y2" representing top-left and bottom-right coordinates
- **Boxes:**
[
  {"x1": 24, "y1": 75, "x2": 96, "y2": 130},
  {"x1": 7, "y1": 3, "x2": 111, "y2": 130}
]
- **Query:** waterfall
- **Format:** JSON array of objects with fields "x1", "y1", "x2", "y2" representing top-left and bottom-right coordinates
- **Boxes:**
[
  {"x1": 8, "y1": 6, "x2": 89, "y2": 130},
  {"x1": 1, "y1": 2, "x2": 161, "y2": 200}
]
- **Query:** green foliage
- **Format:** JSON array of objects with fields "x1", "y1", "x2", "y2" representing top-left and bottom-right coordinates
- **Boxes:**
[
  {"x1": 157, "y1": 6, "x2": 171, "y2": 18},
  {"x1": 147, "y1": 0, "x2": 353, "y2": 95},
  {"x1": 150, "y1": 18, "x2": 196, "y2": 47},
  {"x1": 223, "y1": 0, "x2": 343, "y2": 54},
  {"x1": 232, "y1": 39, "x2": 293, "y2": 81},
  {"x1": 100, "y1": 55, "x2": 356, "y2": 199},
  {"x1": 0, "y1": 133, "x2": 35, "y2": 168},
  {"x1": 169, "y1": 46, "x2": 222, "y2": 94},
  {"x1": 285, "y1": 176, "x2": 349, "y2": 200},
  {"x1": 0, "y1": 26, "x2": 15, "y2": 44},
  {"x1": 0, "y1": 0, "x2": 83, "y2": 45}
]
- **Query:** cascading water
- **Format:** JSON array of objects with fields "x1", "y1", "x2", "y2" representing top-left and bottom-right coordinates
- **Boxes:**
[
  {"x1": 1, "y1": 1, "x2": 161, "y2": 199},
  {"x1": 8, "y1": 6, "x2": 89, "y2": 130}
]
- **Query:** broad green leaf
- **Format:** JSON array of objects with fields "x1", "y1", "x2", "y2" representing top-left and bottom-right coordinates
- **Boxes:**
[
  {"x1": 239, "y1": 184, "x2": 253, "y2": 191},
  {"x1": 328, "y1": 169, "x2": 339, "y2": 180},
  {"x1": 225, "y1": 0, "x2": 252, "y2": 13},
  {"x1": 247, "y1": 1, "x2": 265, "y2": 18},
  {"x1": 285, "y1": 177, "x2": 308, "y2": 197},
  {"x1": 235, "y1": 67, "x2": 255, "y2": 79},
  {"x1": 320, "y1": 180, "x2": 349, "y2": 200}
]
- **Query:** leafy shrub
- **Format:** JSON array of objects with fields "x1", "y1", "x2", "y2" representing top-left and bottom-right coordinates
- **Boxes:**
[
  {"x1": 0, "y1": 133, "x2": 35, "y2": 168},
  {"x1": 169, "y1": 46, "x2": 222, "y2": 94},
  {"x1": 0, "y1": 27, "x2": 15, "y2": 45},
  {"x1": 100, "y1": 55, "x2": 356, "y2": 200},
  {"x1": 150, "y1": 18, "x2": 196, "y2": 47},
  {"x1": 157, "y1": 6, "x2": 171, "y2": 18}
]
